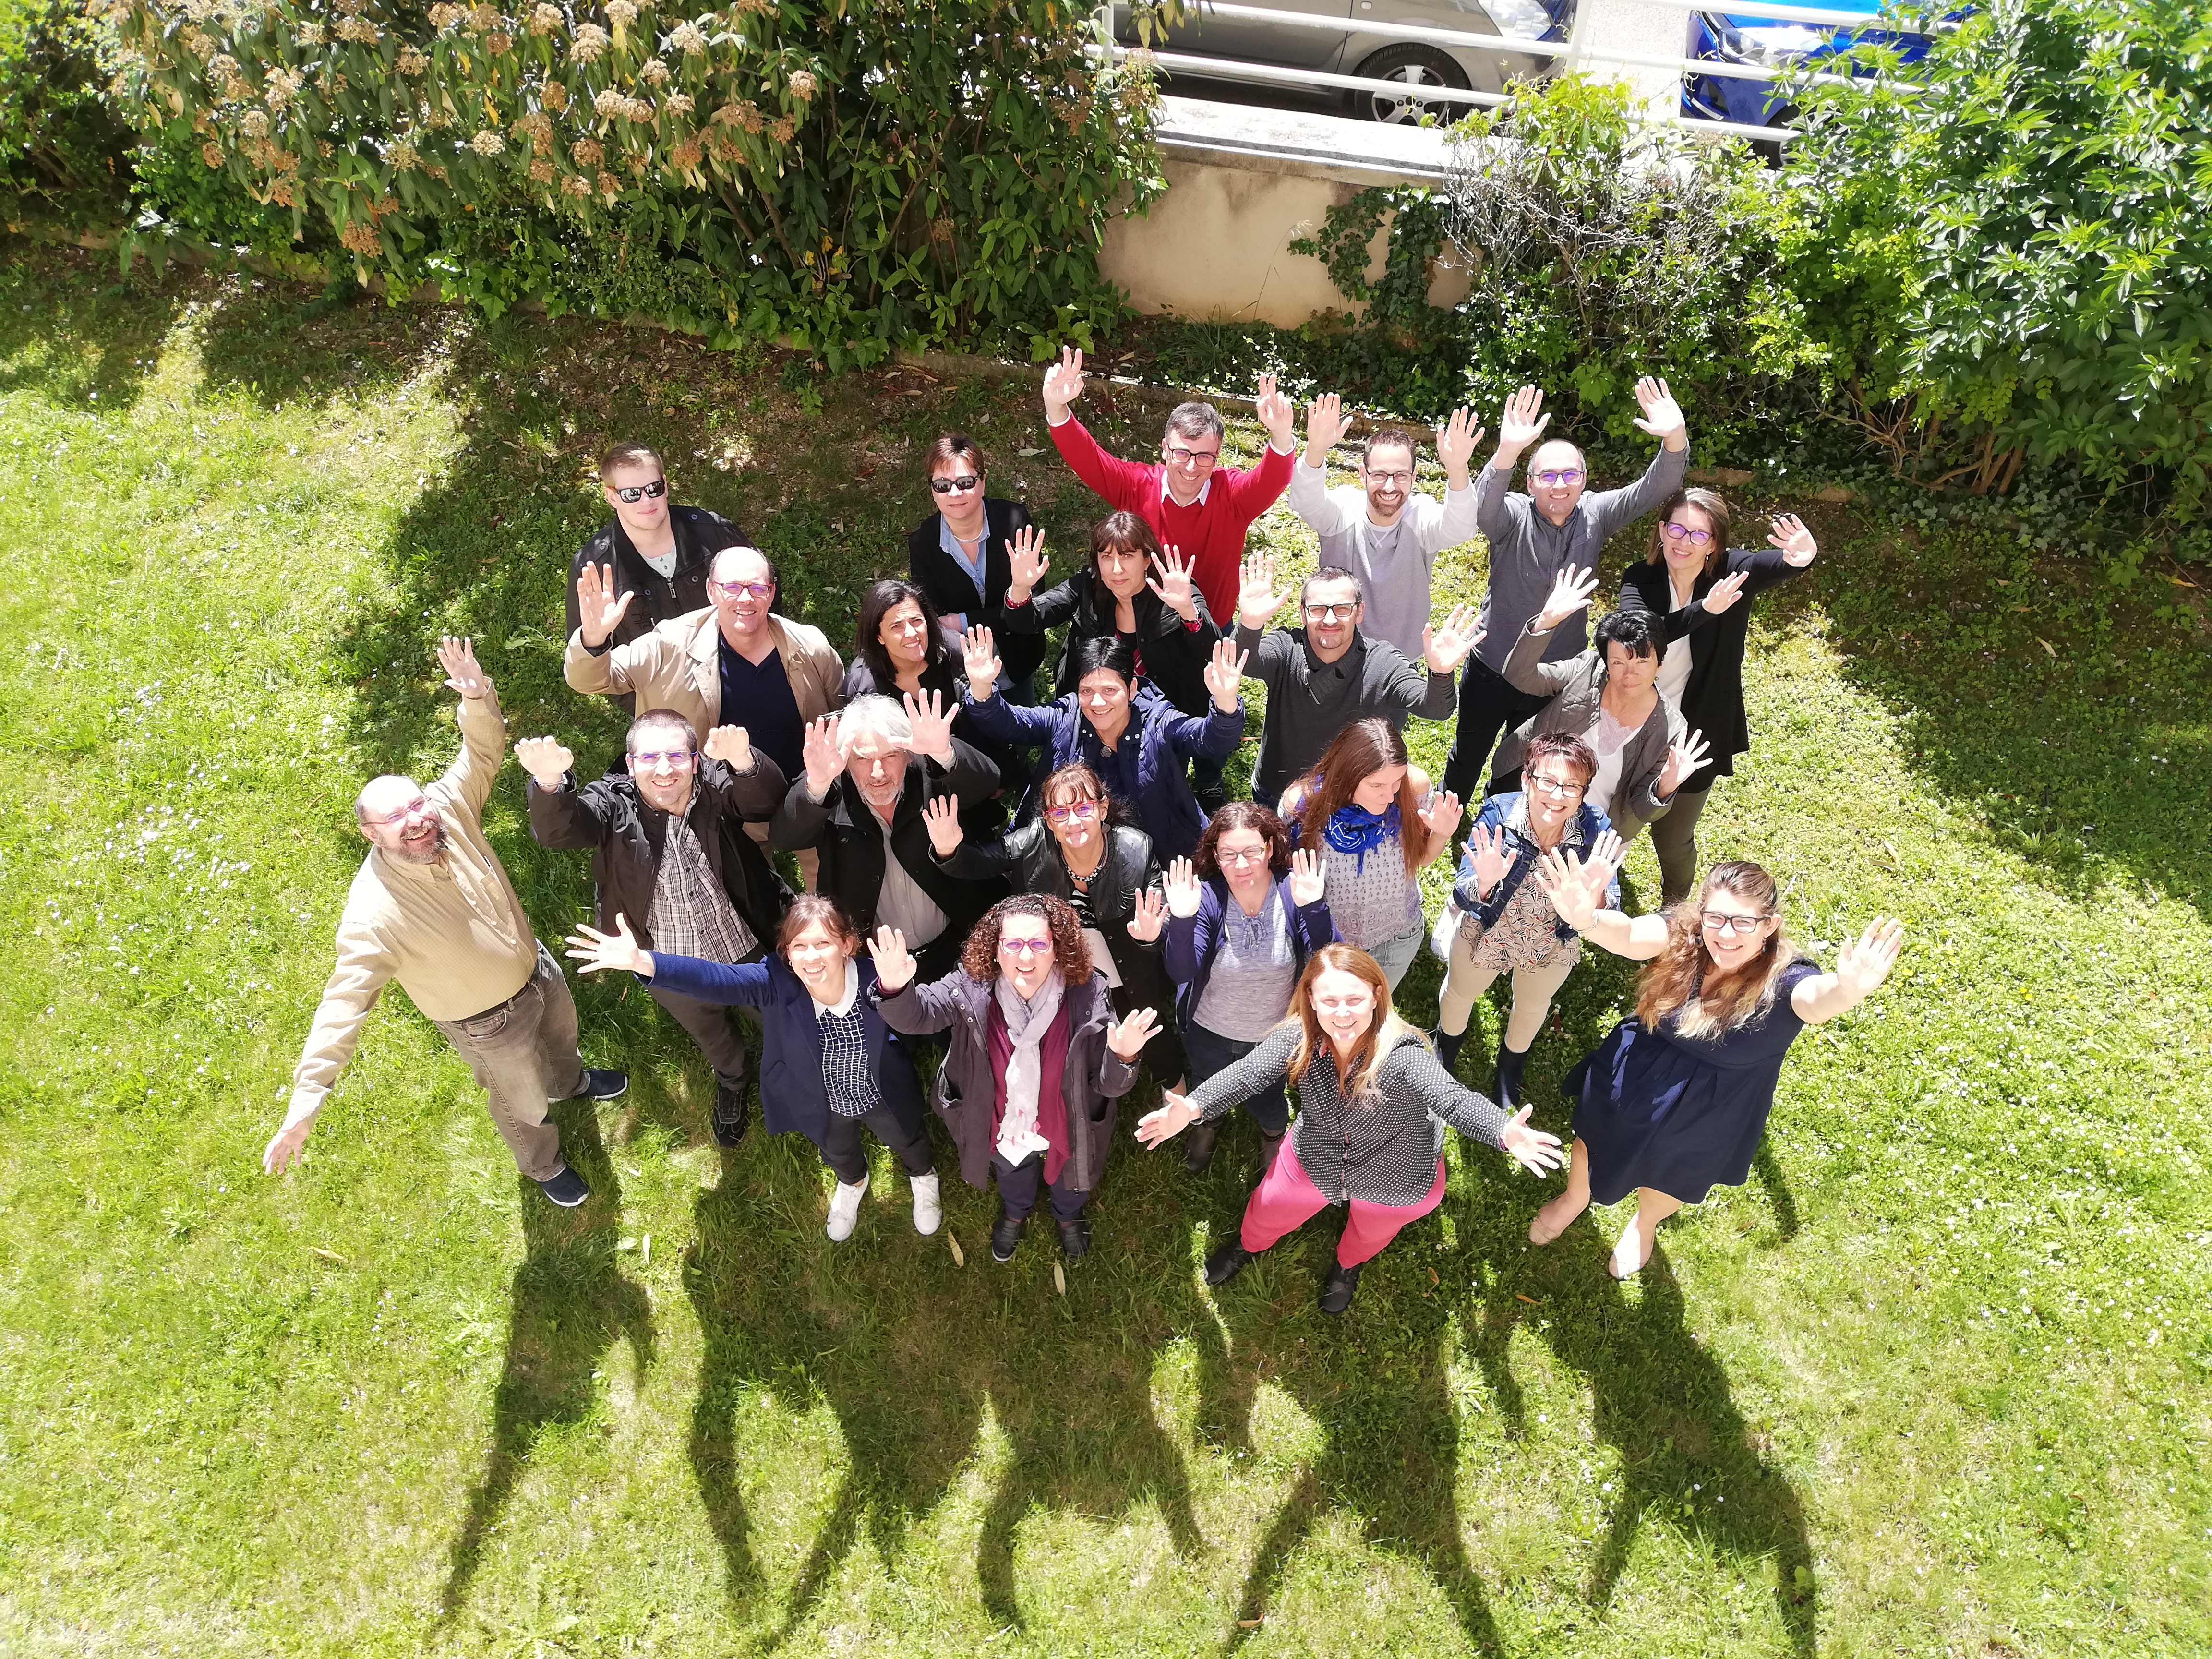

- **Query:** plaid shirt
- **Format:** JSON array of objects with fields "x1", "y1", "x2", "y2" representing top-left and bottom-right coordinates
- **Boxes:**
[{"x1": 644, "y1": 801, "x2": 758, "y2": 965}]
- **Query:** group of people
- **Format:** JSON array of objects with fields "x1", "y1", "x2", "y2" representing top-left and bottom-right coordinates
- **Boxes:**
[{"x1": 264, "y1": 352, "x2": 1904, "y2": 1306}]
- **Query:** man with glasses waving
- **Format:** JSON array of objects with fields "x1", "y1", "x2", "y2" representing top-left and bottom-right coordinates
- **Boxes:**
[
  {"x1": 565, "y1": 541, "x2": 843, "y2": 889},
  {"x1": 1439, "y1": 378, "x2": 1691, "y2": 809},
  {"x1": 1284, "y1": 393, "x2": 1485, "y2": 659},
  {"x1": 518, "y1": 710, "x2": 790, "y2": 1147},
  {"x1": 264, "y1": 637, "x2": 625, "y2": 1212},
  {"x1": 1230, "y1": 555, "x2": 1481, "y2": 808},
  {"x1": 565, "y1": 444, "x2": 752, "y2": 680}
]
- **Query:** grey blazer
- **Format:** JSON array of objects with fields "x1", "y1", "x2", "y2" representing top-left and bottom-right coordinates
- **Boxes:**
[{"x1": 1493, "y1": 621, "x2": 1682, "y2": 826}]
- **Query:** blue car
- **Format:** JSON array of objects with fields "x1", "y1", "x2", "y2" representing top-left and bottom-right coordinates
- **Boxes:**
[{"x1": 1682, "y1": 0, "x2": 1937, "y2": 138}]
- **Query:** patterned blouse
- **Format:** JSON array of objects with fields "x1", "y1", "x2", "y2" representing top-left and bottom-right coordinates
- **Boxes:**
[{"x1": 1317, "y1": 793, "x2": 1429, "y2": 950}]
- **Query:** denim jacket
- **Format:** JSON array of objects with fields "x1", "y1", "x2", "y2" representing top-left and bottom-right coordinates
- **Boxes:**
[{"x1": 1450, "y1": 792, "x2": 1619, "y2": 943}]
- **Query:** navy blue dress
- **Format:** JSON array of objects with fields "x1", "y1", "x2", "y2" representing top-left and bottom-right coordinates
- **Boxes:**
[{"x1": 1562, "y1": 960, "x2": 1820, "y2": 1205}]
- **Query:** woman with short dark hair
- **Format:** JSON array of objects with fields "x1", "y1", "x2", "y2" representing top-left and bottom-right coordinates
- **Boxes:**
[
  {"x1": 1530, "y1": 854, "x2": 1904, "y2": 1277},
  {"x1": 842, "y1": 576, "x2": 1016, "y2": 816},
  {"x1": 907, "y1": 432, "x2": 1044, "y2": 698},
  {"x1": 564, "y1": 895, "x2": 941, "y2": 1243},
  {"x1": 869, "y1": 895, "x2": 1162, "y2": 1263},
  {"x1": 1615, "y1": 493, "x2": 1822, "y2": 902}
]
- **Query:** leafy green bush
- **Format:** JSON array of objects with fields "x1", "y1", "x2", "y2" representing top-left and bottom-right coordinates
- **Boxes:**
[
  {"x1": 0, "y1": 0, "x2": 138, "y2": 227},
  {"x1": 99, "y1": 0, "x2": 1163, "y2": 364},
  {"x1": 1779, "y1": 0, "x2": 2212, "y2": 532}
]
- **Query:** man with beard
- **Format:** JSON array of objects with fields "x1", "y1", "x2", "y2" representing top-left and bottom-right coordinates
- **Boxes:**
[
  {"x1": 1282, "y1": 394, "x2": 1485, "y2": 660},
  {"x1": 264, "y1": 637, "x2": 626, "y2": 1209}
]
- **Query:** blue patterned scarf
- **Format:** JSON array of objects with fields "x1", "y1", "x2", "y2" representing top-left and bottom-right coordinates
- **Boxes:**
[{"x1": 1324, "y1": 800, "x2": 1401, "y2": 873}]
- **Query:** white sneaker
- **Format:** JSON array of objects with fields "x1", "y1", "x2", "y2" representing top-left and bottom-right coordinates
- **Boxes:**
[
  {"x1": 827, "y1": 1175, "x2": 869, "y2": 1242},
  {"x1": 910, "y1": 1172, "x2": 943, "y2": 1236}
]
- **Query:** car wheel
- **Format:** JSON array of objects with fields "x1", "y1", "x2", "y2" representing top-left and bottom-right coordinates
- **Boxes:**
[
  {"x1": 1755, "y1": 103, "x2": 1800, "y2": 168},
  {"x1": 1352, "y1": 44, "x2": 1473, "y2": 125}
]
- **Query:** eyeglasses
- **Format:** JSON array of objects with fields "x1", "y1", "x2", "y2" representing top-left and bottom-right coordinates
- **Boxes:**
[
  {"x1": 630, "y1": 749, "x2": 696, "y2": 771},
  {"x1": 1662, "y1": 522, "x2": 1715, "y2": 546},
  {"x1": 364, "y1": 795, "x2": 431, "y2": 827},
  {"x1": 1218, "y1": 846, "x2": 1270, "y2": 869},
  {"x1": 998, "y1": 937, "x2": 1055, "y2": 959},
  {"x1": 1365, "y1": 469, "x2": 1413, "y2": 487},
  {"x1": 711, "y1": 578, "x2": 773, "y2": 601},
  {"x1": 929, "y1": 474, "x2": 980, "y2": 495},
  {"x1": 1044, "y1": 799, "x2": 1100, "y2": 825},
  {"x1": 1304, "y1": 602, "x2": 1358, "y2": 623},
  {"x1": 1700, "y1": 911, "x2": 1772, "y2": 937},
  {"x1": 1529, "y1": 775, "x2": 1586, "y2": 797},
  {"x1": 611, "y1": 479, "x2": 668, "y2": 503},
  {"x1": 1166, "y1": 445, "x2": 1220, "y2": 468},
  {"x1": 1531, "y1": 469, "x2": 1585, "y2": 487}
]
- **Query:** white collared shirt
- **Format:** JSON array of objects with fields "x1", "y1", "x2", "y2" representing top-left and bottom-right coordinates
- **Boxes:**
[{"x1": 810, "y1": 957, "x2": 861, "y2": 1020}]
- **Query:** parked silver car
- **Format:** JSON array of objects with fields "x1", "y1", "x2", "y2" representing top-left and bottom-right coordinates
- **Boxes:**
[{"x1": 1114, "y1": 0, "x2": 1574, "y2": 123}]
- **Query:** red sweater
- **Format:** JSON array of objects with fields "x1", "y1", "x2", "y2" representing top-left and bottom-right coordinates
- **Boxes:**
[{"x1": 1047, "y1": 414, "x2": 1296, "y2": 623}]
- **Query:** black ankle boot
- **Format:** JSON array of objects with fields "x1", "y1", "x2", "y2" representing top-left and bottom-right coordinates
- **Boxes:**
[
  {"x1": 1181, "y1": 1118, "x2": 1222, "y2": 1174},
  {"x1": 1204, "y1": 1238, "x2": 1252, "y2": 1286},
  {"x1": 1431, "y1": 1027, "x2": 1464, "y2": 1071},
  {"x1": 1494, "y1": 1043, "x2": 1529, "y2": 1109},
  {"x1": 1318, "y1": 1261, "x2": 1362, "y2": 1315}
]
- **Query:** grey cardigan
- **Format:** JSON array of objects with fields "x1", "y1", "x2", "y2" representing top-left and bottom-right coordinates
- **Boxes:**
[
  {"x1": 1493, "y1": 619, "x2": 1682, "y2": 826},
  {"x1": 1185, "y1": 1025, "x2": 1508, "y2": 1207}
]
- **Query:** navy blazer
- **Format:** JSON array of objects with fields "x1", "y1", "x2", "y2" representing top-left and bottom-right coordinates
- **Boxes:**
[
  {"x1": 648, "y1": 953, "x2": 926, "y2": 1147},
  {"x1": 1161, "y1": 875, "x2": 1337, "y2": 1032}
]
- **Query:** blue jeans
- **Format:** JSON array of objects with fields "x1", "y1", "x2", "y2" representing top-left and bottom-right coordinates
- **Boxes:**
[{"x1": 1182, "y1": 1020, "x2": 1291, "y2": 1135}]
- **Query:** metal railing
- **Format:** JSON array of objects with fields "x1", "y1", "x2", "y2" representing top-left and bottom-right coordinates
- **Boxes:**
[{"x1": 1095, "y1": 0, "x2": 1916, "y2": 144}]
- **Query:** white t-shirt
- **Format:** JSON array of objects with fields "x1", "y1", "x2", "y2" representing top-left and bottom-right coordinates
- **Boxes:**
[
  {"x1": 638, "y1": 548, "x2": 679, "y2": 579},
  {"x1": 1587, "y1": 707, "x2": 1636, "y2": 822},
  {"x1": 1655, "y1": 582, "x2": 1695, "y2": 709}
]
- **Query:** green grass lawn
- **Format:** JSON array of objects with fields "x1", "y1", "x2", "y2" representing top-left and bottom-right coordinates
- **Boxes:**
[{"x1": 0, "y1": 242, "x2": 2208, "y2": 1659}]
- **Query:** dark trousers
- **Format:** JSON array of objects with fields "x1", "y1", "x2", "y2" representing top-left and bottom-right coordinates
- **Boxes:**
[
  {"x1": 1113, "y1": 955, "x2": 1187, "y2": 1086},
  {"x1": 818, "y1": 1105, "x2": 936, "y2": 1185},
  {"x1": 992, "y1": 1149, "x2": 1090, "y2": 1223},
  {"x1": 650, "y1": 982, "x2": 751, "y2": 1085},
  {"x1": 1442, "y1": 657, "x2": 1554, "y2": 804},
  {"x1": 1189, "y1": 755, "x2": 1228, "y2": 817},
  {"x1": 1182, "y1": 1019, "x2": 1291, "y2": 1134}
]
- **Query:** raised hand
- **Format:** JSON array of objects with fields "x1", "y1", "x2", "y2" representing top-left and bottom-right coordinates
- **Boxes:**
[
  {"x1": 1287, "y1": 846, "x2": 1325, "y2": 907},
  {"x1": 565, "y1": 912, "x2": 653, "y2": 977},
  {"x1": 1203, "y1": 637, "x2": 1249, "y2": 712},
  {"x1": 514, "y1": 735, "x2": 574, "y2": 788},
  {"x1": 1834, "y1": 916, "x2": 1906, "y2": 1000},
  {"x1": 1422, "y1": 604, "x2": 1484, "y2": 675},
  {"x1": 1162, "y1": 855, "x2": 1203, "y2": 918},
  {"x1": 1304, "y1": 390, "x2": 1352, "y2": 459},
  {"x1": 1005, "y1": 524, "x2": 1049, "y2": 601},
  {"x1": 1532, "y1": 845, "x2": 1599, "y2": 931},
  {"x1": 1436, "y1": 405, "x2": 1484, "y2": 479},
  {"x1": 1135, "y1": 1087, "x2": 1202, "y2": 1148},
  {"x1": 1534, "y1": 564, "x2": 1599, "y2": 633},
  {"x1": 1700, "y1": 569, "x2": 1751, "y2": 616},
  {"x1": 1042, "y1": 345, "x2": 1085, "y2": 421},
  {"x1": 903, "y1": 686, "x2": 956, "y2": 764},
  {"x1": 1106, "y1": 1005, "x2": 1164, "y2": 1060},
  {"x1": 1145, "y1": 544, "x2": 1200, "y2": 622},
  {"x1": 1499, "y1": 1104, "x2": 1567, "y2": 1175},
  {"x1": 701, "y1": 724, "x2": 753, "y2": 771},
  {"x1": 961, "y1": 625, "x2": 1002, "y2": 699},
  {"x1": 921, "y1": 793, "x2": 963, "y2": 858},
  {"x1": 1418, "y1": 789, "x2": 1464, "y2": 847},
  {"x1": 1237, "y1": 552, "x2": 1291, "y2": 628},
  {"x1": 1496, "y1": 384, "x2": 1550, "y2": 460},
  {"x1": 1127, "y1": 888, "x2": 1167, "y2": 943},
  {"x1": 1632, "y1": 374, "x2": 1688, "y2": 450},
  {"x1": 867, "y1": 924, "x2": 916, "y2": 994},
  {"x1": 436, "y1": 635, "x2": 491, "y2": 700},
  {"x1": 1467, "y1": 821, "x2": 1515, "y2": 897},
  {"x1": 1581, "y1": 828, "x2": 1626, "y2": 898},
  {"x1": 1254, "y1": 372, "x2": 1296, "y2": 448},
  {"x1": 1656, "y1": 728, "x2": 1712, "y2": 800},
  {"x1": 575, "y1": 561, "x2": 635, "y2": 649},
  {"x1": 801, "y1": 713, "x2": 845, "y2": 799},
  {"x1": 1770, "y1": 513, "x2": 1819, "y2": 567}
]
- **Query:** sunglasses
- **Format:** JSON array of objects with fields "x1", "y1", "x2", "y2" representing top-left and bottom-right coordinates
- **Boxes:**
[
  {"x1": 611, "y1": 479, "x2": 668, "y2": 503},
  {"x1": 710, "y1": 578, "x2": 773, "y2": 601},
  {"x1": 1045, "y1": 799, "x2": 1101, "y2": 825},
  {"x1": 929, "y1": 474, "x2": 981, "y2": 495},
  {"x1": 1662, "y1": 522, "x2": 1715, "y2": 546},
  {"x1": 1531, "y1": 469, "x2": 1585, "y2": 487}
]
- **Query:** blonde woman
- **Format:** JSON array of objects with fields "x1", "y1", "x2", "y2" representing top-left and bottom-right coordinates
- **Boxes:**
[
  {"x1": 1138, "y1": 944, "x2": 1563, "y2": 1314},
  {"x1": 1531, "y1": 855, "x2": 1905, "y2": 1279}
]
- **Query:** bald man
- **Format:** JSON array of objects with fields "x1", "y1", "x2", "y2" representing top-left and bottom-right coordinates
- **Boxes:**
[
  {"x1": 1440, "y1": 378, "x2": 1690, "y2": 805},
  {"x1": 264, "y1": 637, "x2": 626, "y2": 1209}
]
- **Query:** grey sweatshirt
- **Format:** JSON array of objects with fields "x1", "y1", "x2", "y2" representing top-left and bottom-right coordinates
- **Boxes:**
[
  {"x1": 1234, "y1": 622, "x2": 1457, "y2": 805},
  {"x1": 1471, "y1": 444, "x2": 1690, "y2": 673}
]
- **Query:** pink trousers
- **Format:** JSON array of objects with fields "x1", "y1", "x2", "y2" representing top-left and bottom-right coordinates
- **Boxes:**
[{"x1": 1238, "y1": 1142, "x2": 1449, "y2": 1268}]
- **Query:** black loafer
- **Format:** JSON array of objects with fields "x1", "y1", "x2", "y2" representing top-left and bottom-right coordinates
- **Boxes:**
[
  {"x1": 1318, "y1": 1262, "x2": 1362, "y2": 1315},
  {"x1": 1057, "y1": 1218, "x2": 1092, "y2": 1260},
  {"x1": 710, "y1": 1076, "x2": 749, "y2": 1146},
  {"x1": 990, "y1": 1208, "x2": 1027, "y2": 1263},
  {"x1": 1181, "y1": 1119, "x2": 1222, "y2": 1174},
  {"x1": 1203, "y1": 1238, "x2": 1251, "y2": 1286},
  {"x1": 537, "y1": 1165, "x2": 590, "y2": 1208}
]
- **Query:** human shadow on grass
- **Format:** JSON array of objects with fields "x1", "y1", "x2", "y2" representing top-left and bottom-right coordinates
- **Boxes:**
[{"x1": 438, "y1": 1100, "x2": 655, "y2": 1623}]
